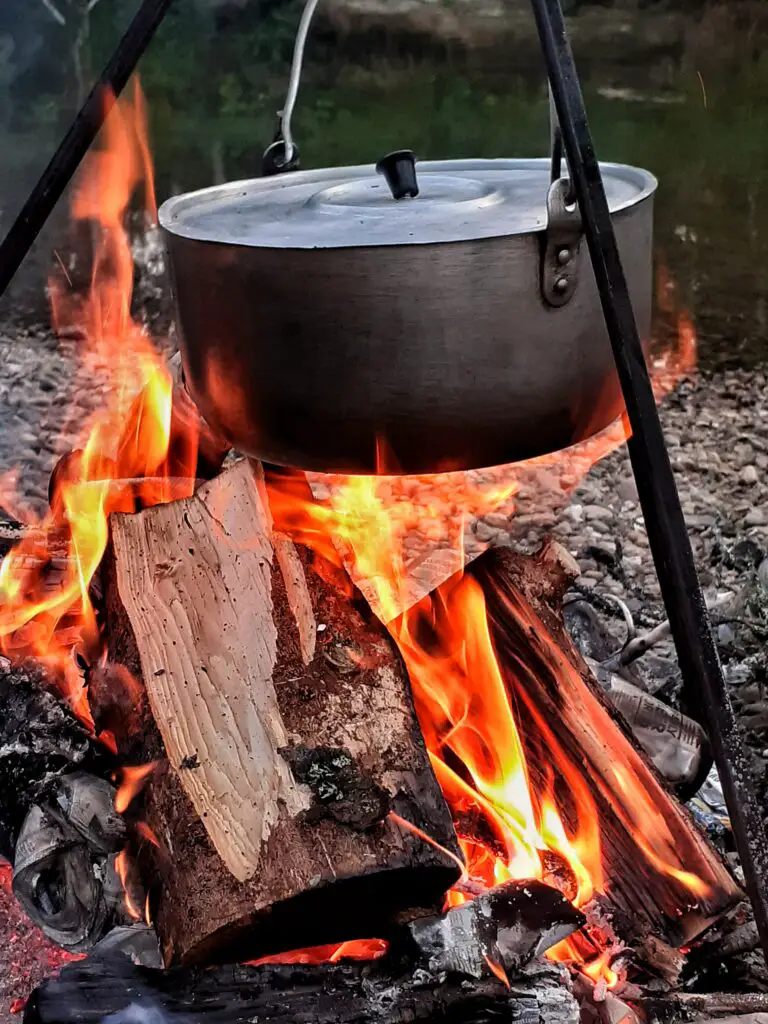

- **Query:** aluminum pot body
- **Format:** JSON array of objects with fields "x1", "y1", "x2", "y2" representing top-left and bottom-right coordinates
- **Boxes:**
[{"x1": 161, "y1": 175, "x2": 654, "y2": 474}]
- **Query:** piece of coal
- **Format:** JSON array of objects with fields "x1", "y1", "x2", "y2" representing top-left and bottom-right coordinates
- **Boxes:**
[
  {"x1": 0, "y1": 659, "x2": 107, "y2": 860},
  {"x1": 407, "y1": 878, "x2": 585, "y2": 978}
]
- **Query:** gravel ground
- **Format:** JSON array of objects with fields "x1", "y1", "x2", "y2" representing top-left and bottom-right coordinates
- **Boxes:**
[{"x1": 0, "y1": 318, "x2": 767, "y2": 1012}]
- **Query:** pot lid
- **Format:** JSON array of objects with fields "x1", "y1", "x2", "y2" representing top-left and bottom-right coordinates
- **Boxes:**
[{"x1": 158, "y1": 158, "x2": 657, "y2": 250}]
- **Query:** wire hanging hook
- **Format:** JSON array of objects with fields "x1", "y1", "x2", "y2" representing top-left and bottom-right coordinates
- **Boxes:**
[{"x1": 262, "y1": 0, "x2": 321, "y2": 175}]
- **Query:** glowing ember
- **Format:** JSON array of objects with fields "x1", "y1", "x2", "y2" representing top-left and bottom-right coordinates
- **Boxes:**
[{"x1": 248, "y1": 939, "x2": 388, "y2": 967}]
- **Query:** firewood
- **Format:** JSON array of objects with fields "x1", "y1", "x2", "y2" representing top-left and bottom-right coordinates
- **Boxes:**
[
  {"x1": 102, "y1": 460, "x2": 461, "y2": 966},
  {"x1": 467, "y1": 543, "x2": 741, "y2": 951},
  {"x1": 645, "y1": 993, "x2": 768, "y2": 1021},
  {"x1": 26, "y1": 953, "x2": 580, "y2": 1024}
]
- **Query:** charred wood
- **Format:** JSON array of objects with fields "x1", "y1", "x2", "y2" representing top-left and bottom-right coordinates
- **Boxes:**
[
  {"x1": 406, "y1": 878, "x2": 584, "y2": 977},
  {"x1": 0, "y1": 658, "x2": 106, "y2": 861},
  {"x1": 103, "y1": 460, "x2": 460, "y2": 966},
  {"x1": 645, "y1": 993, "x2": 768, "y2": 1021},
  {"x1": 466, "y1": 543, "x2": 741, "y2": 952},
  {"x1": 25, "y1": 954, "x2": 580, "y2": 1024}
]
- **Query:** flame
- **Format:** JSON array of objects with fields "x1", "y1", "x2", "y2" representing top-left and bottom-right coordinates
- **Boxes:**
[
  {"x1": 115, "y1": 762, "x2": 158, "y2": 814},
  {"x1": 485, "y1": 956, "x2": 511, "y2": 988},
  {"x1": 265, "y1": 307, "x2": 701, "y2": 983},
  {"x1": 248, "y1": 939, "x2": 388, "y2": 966},
  {"x1": 114, "y1": 849, "x2": 142, "y2": 922},
  {"x1": 0, "y1": 79, "x2": 200, "y2": 728},
  {"x1": 0, "y1": 76, "x2": 706, "y2": 988}
]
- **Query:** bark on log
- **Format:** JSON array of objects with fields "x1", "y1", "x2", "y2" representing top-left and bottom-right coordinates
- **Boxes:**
[
  {"x1": 102, "y1": 460, "x2": 460, "y2": 967},
  {"x1": 466, "y1": 544, "x2": 741, "y2": 950},
  {"x1": 25, "y1": 954, "x2": 580, "y2": 1024}
]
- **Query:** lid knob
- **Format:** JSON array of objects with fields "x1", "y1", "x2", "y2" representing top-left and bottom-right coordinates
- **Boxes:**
[{"x1": 375, "y1": 150, "x2": 419, "y2": 201}]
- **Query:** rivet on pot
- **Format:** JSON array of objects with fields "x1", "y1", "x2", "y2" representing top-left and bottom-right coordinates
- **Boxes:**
[
  {"x1": 557, "y1": 248, "x2": 572, "y2": 265},
  {"x1": 554, "y1": 276, "x2": 570, "y2": 294}
]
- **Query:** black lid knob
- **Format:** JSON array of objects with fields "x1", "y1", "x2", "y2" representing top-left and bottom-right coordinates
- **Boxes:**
[{"x1": 376, "y1": 150, "x2": 419, "y2": 200}]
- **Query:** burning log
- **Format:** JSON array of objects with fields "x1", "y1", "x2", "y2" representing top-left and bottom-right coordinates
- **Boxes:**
[
  {"x1": 27, "y1": 888, "x2": 585, "y2": 1024},
  {"x1": 101, "y1": 459, "x2": 461, "y2": 966},
  {"x1": 26, "y1": 922, "x2": 582, "y2": 1024},
  {"x1": 466, "y1": 543, "x2": 742, "y2": 951}
]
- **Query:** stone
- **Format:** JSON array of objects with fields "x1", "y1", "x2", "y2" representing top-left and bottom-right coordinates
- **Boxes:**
[
  {"x1": 583, "y1": 505, "x2": 613, "y2": 522},
  {"x1": 616, "y1": 475, "x2": 638, "y2": 502},
  {"x1": 563, "y1": 504, "x2": 583, "y2": 524},
  {"x1": 745, "y1": 508, "x2": 768, "y2": 527},
  {"x1": 741, "y1": 464, "x2": 759, "y2": 486},
  {"x1": 474, "y1": 520, "x2": 505, "y2": 544},
  {"x1": 482, "y1": 512, "x2": 510, "y2": 530}
]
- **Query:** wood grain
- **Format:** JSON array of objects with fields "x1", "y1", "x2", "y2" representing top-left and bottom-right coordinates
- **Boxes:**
[{"x1": 111, "y1": 462, "x2": 309, "y2": 882}]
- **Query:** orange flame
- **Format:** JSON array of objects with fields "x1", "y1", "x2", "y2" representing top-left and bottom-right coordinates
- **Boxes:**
[
  {"x1": 115, "y1": 762, "x2": 158, "y2": 814},
  {"x1": 265, "y1": 307, "x2": 701, "y2": 983},
  {"x1": 114, "y1": 849, "x2": 142, "y2": 922},
  {"x1": 0, "y1": 76, "x2": 707, "y2": 988},
  {"x1": 248, "y1": 939, "x2": 388, "y2": 967},
  {"x1": 0, "y1": 79, "x2": 200, "y2": 728}
]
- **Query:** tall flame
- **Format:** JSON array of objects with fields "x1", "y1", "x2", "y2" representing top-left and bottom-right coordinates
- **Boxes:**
[
  {"x1": 266, "y1": 309, "x2": 701, "y2": 980},
  {"x1": 0, "y1": 81, "x2": 198, "y2": 729}
]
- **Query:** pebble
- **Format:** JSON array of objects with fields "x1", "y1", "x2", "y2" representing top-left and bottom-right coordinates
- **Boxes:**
[
  {"x1": 583, "y1": 504, "x2": 613, "y2": 521},
  {"x1": 616, "y1": 475, "x2": 638, "y2": 502},
  {"x1": 741, "y1": 464, "x2": 759, "y2": 486},
  {"x1": 745, "y1": 508, "x2": 768, "y2": 527}
]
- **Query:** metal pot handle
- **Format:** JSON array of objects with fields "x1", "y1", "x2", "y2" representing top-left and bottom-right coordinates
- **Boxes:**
[
  {"x1": 540, "y1": 84, "x2": 583, "y2": 307},
  {"x1": 262, "y1": 0, "x2": 320, "y2": 176}
]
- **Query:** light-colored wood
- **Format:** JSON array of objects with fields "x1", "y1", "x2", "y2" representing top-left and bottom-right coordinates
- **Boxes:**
[
  {"x1": 107, "y1": 459, "x2": 460, "y2": 964},
  {"x1": 110, "y1": 461, "x2": 310, "y2": 882}
]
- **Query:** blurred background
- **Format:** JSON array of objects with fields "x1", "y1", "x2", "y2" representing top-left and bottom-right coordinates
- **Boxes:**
[{"x1": 0, "y1": 0, "x2": 767, "y2": 370}]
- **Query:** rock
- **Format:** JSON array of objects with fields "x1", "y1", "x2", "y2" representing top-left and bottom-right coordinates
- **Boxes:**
[
  {"x1": 583, "y1": 505, "x2": 613, "y2": 522},
  {"x1": 616, "y1": 475, "x2": 638, "y2": 502},
  {"x1": 745, "y1": 508, "x2": 768, "y2": 527},
  {"x1": 563, "y1": 504, "x2": 584, "y2": 524},
  {"x1": 482, "y1": 512, "x2": 509, "y2": 530},
  {"x1": 741, "y1": 464, "x2": 759, "y2": 486},
  {"x1": 474, "y1": 520, "x2": 505, "y2": 544}
]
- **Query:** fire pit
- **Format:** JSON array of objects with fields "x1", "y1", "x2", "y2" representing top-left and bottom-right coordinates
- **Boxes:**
[{"x1": 1, "y1": 0, "x2": 768, "y2": 1022}]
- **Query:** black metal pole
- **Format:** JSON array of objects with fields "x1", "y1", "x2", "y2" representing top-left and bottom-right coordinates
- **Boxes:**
[
  {"x1": 529, "y1": 0, "x2": 768, "y2": 959},
  {"x1": 0, "y1": 0, "x2": 173, "y2": 302}
]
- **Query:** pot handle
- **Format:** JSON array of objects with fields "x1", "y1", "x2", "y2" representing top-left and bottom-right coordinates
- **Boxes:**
[
  {"x1": 540, "y1": 85, "x2": 583, "y2": 307},
  {"x1": 262, "y1": 0, "x2": 320, "y2": 176}
]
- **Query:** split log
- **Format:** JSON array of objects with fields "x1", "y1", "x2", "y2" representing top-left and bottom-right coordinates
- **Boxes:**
[
  {"x1": 26, "y1": 954, "x2": 580, "y2": 1024},
  {"x1": 102, "y1": 460, "x2": 460, "y2": 966},
  {"x1": 464, "y1": 544, "x2": 741, "y2": 951}
]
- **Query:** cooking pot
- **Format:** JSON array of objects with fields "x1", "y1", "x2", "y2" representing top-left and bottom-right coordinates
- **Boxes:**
[{"x1": 158, "y1": 155, "x2": 656, "y2": 474}]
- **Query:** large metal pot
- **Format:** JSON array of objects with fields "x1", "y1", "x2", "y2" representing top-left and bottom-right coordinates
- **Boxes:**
[{"x1": 159, "y1": 157, "x2": 656, "y2": 474}]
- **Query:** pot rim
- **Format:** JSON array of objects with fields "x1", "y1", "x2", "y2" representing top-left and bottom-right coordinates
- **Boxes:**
[{"x1": 158, "y1": 157, "x2": 657, "y2": 251}]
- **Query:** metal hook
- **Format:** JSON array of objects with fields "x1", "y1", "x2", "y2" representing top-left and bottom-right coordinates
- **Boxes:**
[{"x1": 262, "y1": 0, "x2": 320, "y2": 176}]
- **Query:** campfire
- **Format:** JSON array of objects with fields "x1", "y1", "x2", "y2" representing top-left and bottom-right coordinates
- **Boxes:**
[{"x1": 0, "y1": 83, "x2": 756, "y2": 1024}]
